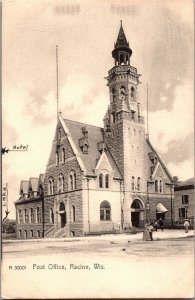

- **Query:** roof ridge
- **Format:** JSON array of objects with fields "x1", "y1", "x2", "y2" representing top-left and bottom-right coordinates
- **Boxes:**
[{"x1": 64, "y1": 118, "x2": 103, "y2": 130}]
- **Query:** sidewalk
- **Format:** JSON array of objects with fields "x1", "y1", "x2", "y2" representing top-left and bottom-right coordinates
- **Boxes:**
[{"x1": 3, "y1": 229, "x2": 194, "y2": 244}]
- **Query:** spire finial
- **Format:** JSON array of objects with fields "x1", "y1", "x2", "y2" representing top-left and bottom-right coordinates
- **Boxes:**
[{"x1": 120, "y1": 20, "x2": 122, "y2": 26}]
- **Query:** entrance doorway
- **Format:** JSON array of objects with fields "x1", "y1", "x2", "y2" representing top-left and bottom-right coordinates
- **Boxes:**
[
  {"x1": 59, "y1": 202, "x2": 66, "y2": 228},
  {"x1": 131, "y1": 200, "x2": 144, "y2": 228}
]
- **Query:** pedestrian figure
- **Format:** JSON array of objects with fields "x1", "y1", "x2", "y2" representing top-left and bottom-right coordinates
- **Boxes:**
[
  {"x1": 184, "y1": 219, "x2": 190, "y2": 233},
  {"x1": 148, "y1": 222, "x2": 154, "y2": 241},
  {"x1": 153, "y1": 220, "x2": 158, "y2": 232},
  {"x1": 143, "y1": 222, "x2": 154, "y2": 241},
  {"x1": 159, "y1": 217, "x2": 164, "y2": 231}
]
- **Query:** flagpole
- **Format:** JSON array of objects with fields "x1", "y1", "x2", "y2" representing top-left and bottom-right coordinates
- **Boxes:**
[
  {"x1": 56, "y1": 45, "x2": 59, "y2": 120},
  {"x1": 147, "y1": 83, "x2": 149, "y2": 138}
]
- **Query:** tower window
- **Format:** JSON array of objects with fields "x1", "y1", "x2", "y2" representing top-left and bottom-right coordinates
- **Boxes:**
[
  {"x1": 111, "y1": 88, "x2": 116, "y2": 102},
  {"x1": 137, "y1": 177, "x2": 141, "y2": 191},
  {"x1": 131, "y1": 87, "x2": 136, "y2": 101},
  {"x1": 131, "y1": 177, "x2": 135, "y2": 191}
]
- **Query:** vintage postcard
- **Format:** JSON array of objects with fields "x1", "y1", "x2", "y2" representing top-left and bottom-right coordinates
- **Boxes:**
[{"x1": 1, "y1": 0, "x2": 194, "y2": 299}]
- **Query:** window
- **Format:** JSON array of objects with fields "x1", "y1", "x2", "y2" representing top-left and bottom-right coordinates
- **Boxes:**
[
  {"x1": 56, "y1": 152, "x2": 59, "y2": 165},
  {"x1": 182, "y1": 195, "x2": 189, "y2": 205},
  {"x1": 30, "y1": 208, "x2": 35, "y2": 223},
  {"x1": 50, "y1": 208, "x2": 54, "y2": 223},
  {"x1": 99, "y1": 173, "x2": 103, "y2": 188},
  {"x1": 179, "y1": 208, "x2": 185, "y2": 218},
  {"x1": 30, "y1": 230, "x2": 33, "y2": 238},
  {"x1": 100, "y1": 201, "x2": 111, "y2": 221},
  {"x1": 131, "y1": 111, "x2": 135, "y2": 121},
  {"x1": 131, "y1": 86, "x2": 136, "y2": 101},
  {"x1": 37, "y1": 230, "x2": 40, "y2": 238},
  {"x1": 69, "y1": 171, "x2": 76, "y2": 190},
  {"x1": 159, "y1": 180, "x2": 163, "y2": 193},
  {"x1": 24, "y1": 230, "x2": 27, "y2": 239},
  {"x1": 71, "y1": 205, "x2": 76, "y2": 222},
  {"x1": 131, "y1": 177, "x2": 135, "y2": 191},
  {"x1": 58, "y1": 173, "x2": 64, "y2": 193},
  {"x1": 111, "y1": 88, "x2": 116, "y2": 102},
  {"x1": 49, "y1": 177, "x2": 54, "y2": 195},
  {"x1": 155, "y1": 180, "x2": 158, "y2": 192},
  {"x1": 62, "y1": 148, "x2": 65, "y2": 163},
  {"x1": 18, "y1": 209, "x2": 23, "y2": 224},
  {"x1": 137, "y1": 177, "x2": 141, "y2": 191},
  {"x1": 105, "y1": 174, "x2": 109, "y2": 189},
  {"x1": 24, "y1": 209, "x2": 28, "y2": 223},
  {"x1": 36, "y1": 207, "x2": 42, "y2": 223}
]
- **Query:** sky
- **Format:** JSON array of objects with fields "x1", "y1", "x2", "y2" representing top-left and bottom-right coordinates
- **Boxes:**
[{"x1": 2, "y1": 0, "x2": 194, "y2": 219}]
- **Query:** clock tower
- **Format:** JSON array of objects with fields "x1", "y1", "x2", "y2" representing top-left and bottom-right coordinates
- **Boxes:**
[{"x1": 104, "y1": 22, "x2": 147, "y2": 227}]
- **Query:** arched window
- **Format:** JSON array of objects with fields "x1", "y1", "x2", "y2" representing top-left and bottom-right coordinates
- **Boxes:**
[
  {"x1": 50, "y1": 208, "x2": 54, "y2": 223},
  {"x1": 30, "y1": 208, "x2": 34, "y2": 223},
  {"x1": 131, "y1": 86, "x2": 136, "y2": 101},
  {"x1": 24, "y1": 209, "x2": 28, "y2": 223},
  {"x1": 99, "y1": 173, "x2": 103, "y2": 188},
  {"x1": 111, "y1": 88, "x2": 116, "y2": 102},
  {"x1": 137, "y1": 177, "x2": 141, "y2": 191},
  {"x1": 69, "y1": 171, "x2": 76, "y2": 190},
  {"x1": 62, "y1": 148, "x2": 65, "y2": 163},
  {"x1": 58, "y1": 173, "x2": 64, "y2": 193},
  {"x1": 49, "y1": 177, "x2": 54, "y2": 195},
  {"x1": 159, "y1": 180, "x2": 163, "y2": 193},
  {"x1": 100, "y1": 201, "x2": 111, "y2": 221},
  {"x1": 36, "y1": 207, "x2": 41, "y2": 223},
  {"x1": 71, "y1": 205, "x2": 76, "y2": 222},
  {"x1": 131, "y1": 176, "x2": 135, "y2": 191},
  {"x1": 18, "y1": 209, "x2": 23, "y2": 224},
  {"x1": 105, "y1": 174, "x2": 109, "y2": 189},
  {"x1": 155, "y1": 180, "x2": 158, "y2": 192},
  {"x1": 56, "y1": 152, "x2": 59, "y2": 165}
]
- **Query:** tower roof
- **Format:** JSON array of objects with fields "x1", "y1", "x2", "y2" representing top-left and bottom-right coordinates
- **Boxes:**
[
  {"x1": 112, "y1": 21, "x2": 132, "y2": 59},
  {"x1": 115, "y1": 21, "x2": 129, "y2": 49}
]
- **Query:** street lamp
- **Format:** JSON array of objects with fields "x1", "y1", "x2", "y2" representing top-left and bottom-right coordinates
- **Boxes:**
[{"x1": 146, "y1": 201, "x2": 150, "y2": 222}]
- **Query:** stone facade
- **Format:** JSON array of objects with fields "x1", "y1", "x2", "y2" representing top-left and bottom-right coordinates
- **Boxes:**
[{"x1": 15, "y1": 23, "x2": 176, "y2": 239}]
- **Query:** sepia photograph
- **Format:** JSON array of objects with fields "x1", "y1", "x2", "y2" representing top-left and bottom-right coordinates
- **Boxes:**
[{"x1": 1, "y1": 0, "x2": 194, "y2": 298}]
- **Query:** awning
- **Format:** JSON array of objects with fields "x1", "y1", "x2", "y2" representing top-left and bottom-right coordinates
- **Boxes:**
[{"x1": 156, "y1": 203, "x2": 168, "y2": 213}]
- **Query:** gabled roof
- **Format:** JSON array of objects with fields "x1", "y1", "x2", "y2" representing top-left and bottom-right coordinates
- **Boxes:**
[
  {"x1": 147, "y1": 138, "x2": 172, "y2": 182},
  {"x1": 177, "y1": 178, "x2": 194, "y2": 187},
  {"x1": 63, "y1": 119, "x2": 122, "y2": 179}
]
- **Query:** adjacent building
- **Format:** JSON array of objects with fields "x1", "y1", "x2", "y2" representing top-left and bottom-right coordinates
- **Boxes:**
[
  {"x1": 174, "y1": 178, "x2": 194, "y2": 228},
  {"x1": 15, "y1": 23, "x2": 175, "y2": 239}
]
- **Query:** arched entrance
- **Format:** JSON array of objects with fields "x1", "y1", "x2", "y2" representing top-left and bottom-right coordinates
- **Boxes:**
[
  {"x1": 131, "y1": 200, "x2": 144, "y2": 228},
  {"x1": 59, "y1": 202, "x2": 66, "y2": 228}
]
